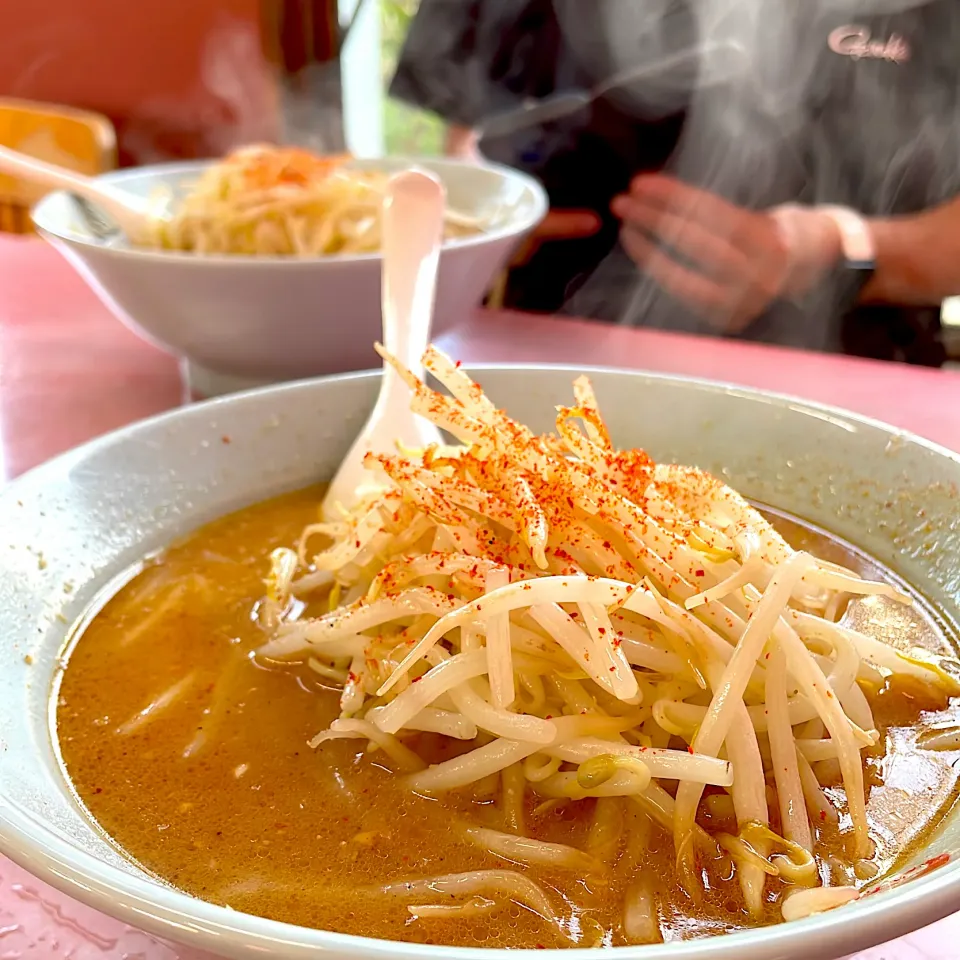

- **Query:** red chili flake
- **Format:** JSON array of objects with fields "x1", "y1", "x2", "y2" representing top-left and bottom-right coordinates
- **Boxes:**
[
  {"x1": 412, "y1": 676, "x2": 422, "y2": 683},
  {"x1": 598, "y1": 627, "x2": 606, "y2": 635},
  {"x1": 764, "y1": 652, "x2": 771, "y2": 660},
  {"x1": 609, "y1": 666, "x2": 616, "y2": 672},
  {"x1": 545, "y1": 715, "x2": 553, "y2": 720},
  {"x1": 819, "y1": 811, "x2": 827, "y2": 821},
  {"x1": 455, "y1": 360, "x2": 462, "y2": 368},
  {"x1": 687, "y1": 746, "x2": 694, "y2": 754},
  {"x1": 221, "y1": 435, "x2": 232, "y2": 444},
  {"x1": 695, "y1": 569, "x2": 705, "y2": 577}
]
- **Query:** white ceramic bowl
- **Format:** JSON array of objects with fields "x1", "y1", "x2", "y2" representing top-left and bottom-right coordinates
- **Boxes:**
[
  {"x1": 2, "y1": 367, "x2": 960, "y2": 960},
  {"x1": 31, "y1": 158, "x2": 547, "y2": 396}
]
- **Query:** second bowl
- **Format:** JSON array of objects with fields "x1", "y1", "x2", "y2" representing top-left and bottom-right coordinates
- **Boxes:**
[{"x1": 32, "y1": 156, "x2": 547, "y2": 397}]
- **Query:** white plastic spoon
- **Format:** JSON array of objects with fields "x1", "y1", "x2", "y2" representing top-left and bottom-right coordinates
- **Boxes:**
[
  {"x1": 0, "y1": 144, "x2": 164, "y2": 240},
  {"x1": 331, "y1": 168, "x2": 487, "y2": 232},
  {"x1": 322, "y1": 168, "x2": 446, "y2": 520}
]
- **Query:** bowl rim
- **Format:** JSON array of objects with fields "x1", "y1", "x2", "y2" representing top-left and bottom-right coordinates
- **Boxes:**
[
  {"x1": 3, "y1": 363, "x2": 960, "y2": 960},
  {"x1": 30, "y1": 155, "x2": 549, "y2": 267}
]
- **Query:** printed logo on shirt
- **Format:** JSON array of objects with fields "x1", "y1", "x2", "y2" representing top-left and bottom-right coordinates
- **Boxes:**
[{"x1": 828, "y1": 25, "x2": 911, "y2": 62}]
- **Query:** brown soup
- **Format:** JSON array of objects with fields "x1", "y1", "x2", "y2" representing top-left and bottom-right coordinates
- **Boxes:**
[{"x1": 53, "y1": 488, "x2": 960, "y2": 948}]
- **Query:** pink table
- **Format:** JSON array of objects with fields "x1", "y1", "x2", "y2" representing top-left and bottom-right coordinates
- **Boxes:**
[{"x1": 1, "y1": 235, "x2": 958, "y2": 959}]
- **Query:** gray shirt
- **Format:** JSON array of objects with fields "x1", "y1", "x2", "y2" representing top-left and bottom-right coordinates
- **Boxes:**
[{"x1": 392, "y1": 0, "x2": 960, "y2": 363}]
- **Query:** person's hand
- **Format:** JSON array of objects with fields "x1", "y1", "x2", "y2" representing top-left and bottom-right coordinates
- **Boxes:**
[
  {"x1": 612, "y1": 175, "x2": 842, "y2": 332},
  {"x1": 445, "y1": 125, "x2": 482, "y2": 161},
  {"x1": 443, "y1": 124, "x2": 602, "y2": 266},
  {"x1": 487, "y1": 209, "x2": 601, "y2": 307},
  {"x1": 512, "y1": 208, "x2": 602, "y2": 267},
  {"x1": 486, "y1": 208, "x2": 601, "y2": 308}
]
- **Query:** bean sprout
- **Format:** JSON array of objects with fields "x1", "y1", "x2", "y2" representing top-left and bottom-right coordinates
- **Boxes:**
[{"x1": 252, "y1": 343, "x2": 957, "y2": 929}]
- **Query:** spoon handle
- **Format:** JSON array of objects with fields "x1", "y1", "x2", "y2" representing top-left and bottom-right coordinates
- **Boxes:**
[
  {"x1": 380, "y1": 168, "x2": 445, "y2": 382},
  {"x1": 0, "y1": 144, "x2": 93, "y2": 194},
  {"x1": 0, "y1": 144, "x2": 150, "y2": 238},
  {"x1": 320, "y1": 168, "x2": 446, "y2": 519}
]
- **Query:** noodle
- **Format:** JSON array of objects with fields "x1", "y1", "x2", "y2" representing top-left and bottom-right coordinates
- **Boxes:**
[
  {"x1": 407, "y1": 896, "x2": 499, "y2": 919},
  {"x1": 382, "y1": 870, "x2": 561, "y2": 930},
  {"x1": 623, "y1": 878, "x2": 662, "y2": 944},
  {"x1": 460, "y1": 826, "x2": 602, "y2": 872},
  {"x1": 587, "y1": 797, "x2": 625, "y2": 864},
  {"x1": 501, "y1": 762, "x2": 527, "y2": 834},
  {"x1": 781, "y1": 886, "x2": 860, "y2": 921},
  {"x1": 146, "y1": 146, "x2": 480, "y2": 257},
  {"x1": 115, "y1": 672, "x2": 197, "y2": 736},
  {"x1": 308, "y1": 719, "x2": 425, "y2": 773}
]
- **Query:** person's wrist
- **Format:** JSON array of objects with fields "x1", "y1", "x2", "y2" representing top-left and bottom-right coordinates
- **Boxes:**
[
  {"x1": 769, "y1": 204, "x2": 844, "y2": 300},
  {"x1": 808, "y1": 210, "x2": 845, "y2": 272},
  {"x1": 444, "y1": 125, "x2": 481, "y2": 162}
]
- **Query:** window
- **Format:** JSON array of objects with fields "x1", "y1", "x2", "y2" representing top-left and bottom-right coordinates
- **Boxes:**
[{"x1": 380, "y1": 0, "x2": 444, "y2": 155}]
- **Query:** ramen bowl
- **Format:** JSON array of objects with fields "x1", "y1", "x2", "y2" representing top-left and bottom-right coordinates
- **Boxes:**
[
  {"x1": 2, "y1": 366, "x2": 960, "y2": 960},
  {"x1": 30, "y1": 158, "x2": 547, "y2": 397}
]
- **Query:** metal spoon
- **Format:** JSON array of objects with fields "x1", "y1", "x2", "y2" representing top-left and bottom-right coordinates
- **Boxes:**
[
  {"x1": 0, "y1": 144, "x2": 164, "y2": 241},
  {"x1": 69, "y1": 194, "x2": 122, "y2": 242},
  {"x1": 322, "y1": 168, "x2": 445, "y2": 519}
]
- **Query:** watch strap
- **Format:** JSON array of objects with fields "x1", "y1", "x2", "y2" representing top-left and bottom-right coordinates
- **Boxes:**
[{"x1": 816, "y1": 205, "x2": 876, "y2": 270}]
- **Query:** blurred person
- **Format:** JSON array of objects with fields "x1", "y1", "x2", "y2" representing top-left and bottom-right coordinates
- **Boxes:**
[
  {"x1": 389, "y1": 0, "x2": 694, "y2": 314},
  {"x1": 392, "y1": 0, "x2": 960, "y2": 366}
]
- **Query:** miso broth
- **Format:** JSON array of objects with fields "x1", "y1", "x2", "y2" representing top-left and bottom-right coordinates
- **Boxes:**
[{"x1": 54, "y1": 487, "x2": 960, "y2": 948}]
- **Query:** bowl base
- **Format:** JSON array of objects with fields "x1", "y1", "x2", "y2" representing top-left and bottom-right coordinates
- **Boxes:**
[{"x1": 181, "y1": 359, "x2": 283, "y2": 400}]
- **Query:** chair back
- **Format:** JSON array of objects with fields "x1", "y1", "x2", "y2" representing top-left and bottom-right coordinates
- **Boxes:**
[{"x1": 0, "y1": 97, "x2": 117, "y2": 234}]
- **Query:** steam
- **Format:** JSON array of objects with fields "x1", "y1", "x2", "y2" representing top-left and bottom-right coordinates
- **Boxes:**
[
  {"x1": 544, "y1": 0, "x2": 960, "y2": 337},
  {"x1": 122, "y1": 16, "x2": 278, "y2": 165}
]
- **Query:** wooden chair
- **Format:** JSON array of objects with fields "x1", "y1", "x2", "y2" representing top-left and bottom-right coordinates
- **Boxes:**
[{"x1": 0, "y1": 97, "x2": 117, "y2": 234}]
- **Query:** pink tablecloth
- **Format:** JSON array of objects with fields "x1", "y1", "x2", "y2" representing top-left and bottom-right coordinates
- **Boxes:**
[{"x1": 1, "y1": 235, "x2": 959, "y2": 959}]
